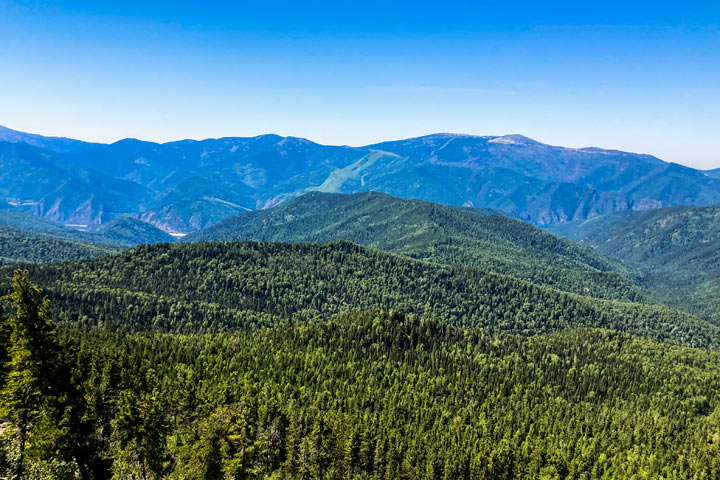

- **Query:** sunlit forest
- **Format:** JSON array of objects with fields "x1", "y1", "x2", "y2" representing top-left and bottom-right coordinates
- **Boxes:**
[{"x1": 1, "y1": 267, "x2": 720, "y2": 479}]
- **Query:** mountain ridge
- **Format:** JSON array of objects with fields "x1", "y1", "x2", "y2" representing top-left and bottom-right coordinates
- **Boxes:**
[
  {"x1": 547, "y1": 203, "x2": 720, "y2": 324},
  {"x1": 7, "y1": 240, "x2": 718, "y2": 348},
  {"x1": 185, "y1": 191, "x2": 642, "y2": 301},
  {"x1": 2, "y1": 125, "x2": 719, "y2": 233},
  {"x1": 0, "y1": 125, "x2": 101, "y2": 153}
]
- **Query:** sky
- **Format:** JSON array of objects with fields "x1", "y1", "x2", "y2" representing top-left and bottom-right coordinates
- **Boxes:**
[{"x1": 1, "y1": 0, "x2": 719, "y2": 168}]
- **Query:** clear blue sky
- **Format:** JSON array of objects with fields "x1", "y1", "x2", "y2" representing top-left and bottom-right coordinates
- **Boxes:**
[{"x1": 1, "y1": 1, "x2": 719, "y2": 168}]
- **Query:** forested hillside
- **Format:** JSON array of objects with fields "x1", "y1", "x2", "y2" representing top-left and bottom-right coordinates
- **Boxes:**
[
  {"x1": 90, "y1": 216, "x2": 176, "y2": 246},
  {"x1": 5, "y1": 241, "x2": 718, "y2": 348},
  {"x1": 0, "y1": 209, "x2": 84, "y2": 234},
  {"x1": 186, "y1": 192, "x2": 641, "y2": 301},
  {"x1": 0, "y1": 225, "x2": 122, "y2": 265},
  {"x1": 1, "y1": 286, "x2": 719, "y2": 478},
  {"x1": 0, "y1": 209, "x2": 170, "y2": 248},
  {"x1": 3, "y1": 3, "x2": 719, "y2": 478},
  {"x1": 0, "y1": 210, "x2": 169, "y2": 266},
  {"x1": 3, "y1": 138, "x2": 720, "y2": 478},
  {"x1": 549, "y1": 203, "x2": 720, "y2": 324}
]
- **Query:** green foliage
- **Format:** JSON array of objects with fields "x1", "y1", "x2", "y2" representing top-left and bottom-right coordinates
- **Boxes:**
[
  {"x1": 10, "y1": 311, "x2": 720, "y2": 478},
  {"x1": 0, "y1": 271, "x2": 98, "y2": 479},
  {"x1": 550, "y1": 203, "x2": 720, "y2": 324},
  {"x1": 90, "y1": 216, "x2": 176, "y2": 246},
  {"x1": 6, "y1": 241, "x2": 718, "y2": 348},
  {"x1": 0, "y1": 225, "x2": 123, "y2": 266},
  {"x1": 0, "y1": 301, "x2": 8, "y2": 376},
  {"x1": 110, "y1": 388, "x2": 168, "y2": 479},
  {"x1": 0, "y1": 209, "x2": 169, "y2": 266},
  {"x1": 0, "y1": 271, "x2": 63, "y2": 478},
  {"x1": 185, "y1": 192, "x2": 642, "y2": 301}
]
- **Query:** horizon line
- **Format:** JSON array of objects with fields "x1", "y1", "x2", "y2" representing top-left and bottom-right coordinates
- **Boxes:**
[{"x1": 0, "y1": 124, "x2": 669, "y2": 162}]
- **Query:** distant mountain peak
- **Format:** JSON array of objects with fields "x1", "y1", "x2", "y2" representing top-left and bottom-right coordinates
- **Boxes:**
[
  {"x1": 414, "y1": 132, "x2": 492, "y2": 141},
  {"x1": 489, "y1": 134, "x2": 543, "y2": 145},
  {"x1": 3, "y1": 124, "x2": 720, "y2": 232},
  {"x1": 111, "y1": 138, "x2": 161, "y2": 147},
  {"x1": 0, "y1": 124, "x2": 100, "y2": 153}
]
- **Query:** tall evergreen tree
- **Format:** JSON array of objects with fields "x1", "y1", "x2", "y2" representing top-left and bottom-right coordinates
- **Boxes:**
[
  {"x1": 0, "y1": 269, "x2": 57, "y2": 479},
  {"x1": 0, "y1": 300, "x2": 8, "y2": 378}
]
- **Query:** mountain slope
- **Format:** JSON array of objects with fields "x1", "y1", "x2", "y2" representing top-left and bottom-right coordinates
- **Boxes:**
[
  {"x1": 7, "y1": 241, "x2": 719, "y2": 347},
  {"x1": 0, "y1": 225, "x2": 122, "y2": 265},
  {"x1": 185, "y1": 192, "x2": 641, "y2": 301},
  {"x1": 0, "y1": 208, "x2": 168, "y2": 248},
  {"x1": 0, "y1": 208, "x2": 82, "y2": 235},
  {"x1": 362, "y1": 134, "x2": 720, "y2": 224},
  {"x1": 2, "y1": 126, "x2": 720, "y2": 232},
  {"x1": 0, "y1": 208, "x2": 123, "y2": 244},
  {"x1": 703, "y1": 168, "x2": 720, "y2": 179},
  {"x1": 59, "y1": 134, "x2": 373, "y2": 231},
  {"x1": 90, "y1": 216, "x2": 176, "y2": 245},
  {"x1": 548, "y1": 204, "x2": 720, "y2": 324},
  {"x1": 0, "y1": 125, "x2": 100, "y2": 153},
  {"x1": 0, "y1": 141, "x2": 152, "y2": 225},
  {"x1": 54, "y1": 311, "x2": 720, "y2": 478}
]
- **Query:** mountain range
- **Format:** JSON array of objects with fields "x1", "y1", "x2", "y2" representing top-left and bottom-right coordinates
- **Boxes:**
[
  {"x1": 3, "y1": 126, "x2": 720, "y2": 477},
  {"x1": 2, "y1": 125, "x2": 720, "y2": 233}
]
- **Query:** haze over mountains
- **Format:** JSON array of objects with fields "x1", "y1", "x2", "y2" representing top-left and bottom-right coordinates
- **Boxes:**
[
  {"x1": 4, "y1": 124, "x2": 720, "y2": 477},
  {"x1": 2, "y1": 125, "x2": 720, "y2": 234},
  {"x1": 0, "y1": 209, "x2": 171, "y2": 265}
]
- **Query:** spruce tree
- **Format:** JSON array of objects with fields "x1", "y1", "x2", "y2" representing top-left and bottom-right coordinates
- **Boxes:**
[{"x1": 0, "y1": 269, "x2": 57, "y2": 479}]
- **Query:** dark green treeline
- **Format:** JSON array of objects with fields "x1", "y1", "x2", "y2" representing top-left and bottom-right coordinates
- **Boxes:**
[{"x1": 0, "y1": 273, "x2": 719, "y2": 478}]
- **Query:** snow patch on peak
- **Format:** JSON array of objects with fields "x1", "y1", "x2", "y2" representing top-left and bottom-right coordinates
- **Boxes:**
[{"x1": 489, "y1": 135, "x2": 542, "y2": 145}]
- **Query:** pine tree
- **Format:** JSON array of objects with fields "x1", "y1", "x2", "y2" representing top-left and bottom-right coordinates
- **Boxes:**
[
  {"x1": 0, "y1": 301, "x2": 8, "y2": 378},
  {"x1": 0, "y1": 269, "x2": 58, "y2": 479},
  {"x1": 111, "y1": 388, "x2": 168, "y2": 480}
]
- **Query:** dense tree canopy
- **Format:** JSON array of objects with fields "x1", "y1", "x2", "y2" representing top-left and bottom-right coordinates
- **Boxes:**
[
  {"x1": 184, "y1": 192, "x2": 641, "y2": 301},
  {"x1": 2, "y1": 307, "x2": 719, "y2": 478},
  {"x1": 3, "y1": 241, "x2": 717, "y2": 348},
  {"x1": 1, "y1": 239, "x2": 719, "y2": 478},
  {"x1": 549, "y1": 203, "x2": 720, "y2": 325},
  {"x1": 0, "y1": 226, "x2": 122, "y2": 266}
]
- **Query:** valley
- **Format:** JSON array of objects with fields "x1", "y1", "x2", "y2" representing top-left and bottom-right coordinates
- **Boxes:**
[
  {"x1": 3, "y1": 3, "x2": 719, "y2": 477},
  {"x1": 3, "y1": 126, "x2": 720, "y2": 233},
  {"x1": 1, "y1": 128, "x2": 720, "y2": 479},
  {"x1": 549, "y1": 203, "x2": 720, "y2": 324}
]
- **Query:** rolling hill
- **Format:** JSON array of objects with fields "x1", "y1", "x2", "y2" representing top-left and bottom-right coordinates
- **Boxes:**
[
  {"x1": 548, "y1": 203, "x2": 720, "y2": 324},
  {"x1": 185, "y1": 192, "x2": 641, "y2": 301},
  {"x1": 0, "y1": 225, "x2": 122, "y2": 265},
  {"x1": 6, "y1": 241, "x2": 718, "y2": 347},
  {"x1": 89, "y1": 216, "x2": 176, "y2": 246},
  {"x1": 2, "y1": 126, "x2": 720, "y2": 233},
  {"x1": 0, "y1": 210, "x2": 172, "y2": 266},
  {"x1": 0, "y1": 208, "x2": 86, "y2": 235}
]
